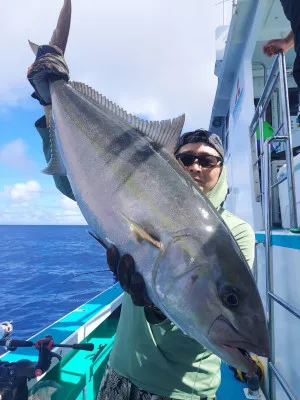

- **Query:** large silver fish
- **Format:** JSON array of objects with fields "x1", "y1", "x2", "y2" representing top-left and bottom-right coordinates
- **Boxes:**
[{"x1": 30, "y1": 0, "x2": 269, "y2": 373}]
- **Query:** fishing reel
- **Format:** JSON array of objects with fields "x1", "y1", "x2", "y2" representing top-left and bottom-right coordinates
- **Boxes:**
[
  {"x1": 0, "y1": 325, "x2": 94, "y2": 400},
  {"x1": 0, "y1": 322, "x2": 13, "y2": 342}
]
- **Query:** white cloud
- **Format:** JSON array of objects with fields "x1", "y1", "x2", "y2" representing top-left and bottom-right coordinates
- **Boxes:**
[
  {"x1": 10, "y1": 180, "x2": 41, "y2": 201},
  {"x1": 60, "y1": 196, "x2": 79, "y2": 211},
  {"x1": 0, "y1": 0, "x2": 233, "y2": 129},
  {"x1": 0, "y1": 139, "x2": 35, "y2": 171},
  {"x1": 0, "y1": 180, "x2": 86, "y2": 225},
  {"x1": 55, "y1": 211, "x2": 86, "y2": 225},
  {"x1": 1, "y1": 180, "x2": 41, "y2": 201},
  {"x1": 59, "y1": 195, "x2": 86, "y2": 224}
]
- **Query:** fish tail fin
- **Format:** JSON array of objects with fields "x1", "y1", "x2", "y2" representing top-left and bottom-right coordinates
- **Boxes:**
[
  {"x1": 28, "y1": 0, "x2": 72, "y2": 57},
  {"x1": 49, "y1": 0, "x2": 72, "y2": 54},
  {"x1": 28, "y1": 40, "x2": 39, "y2": 56}
]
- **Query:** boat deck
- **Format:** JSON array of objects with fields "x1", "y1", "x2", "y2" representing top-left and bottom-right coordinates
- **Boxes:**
[{"x1": 1, "y1": 284, "x2": 250, "y2": 399}]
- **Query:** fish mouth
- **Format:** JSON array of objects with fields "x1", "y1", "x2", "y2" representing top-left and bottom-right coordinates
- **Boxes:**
[
  {"x1": 220, "y1": 345, "x2": 263, "y2": 374},
  {"x1": 220, "y1": 341, "x2": 269, "y2": 358},
  {"x1": 209, "y1": 340, "x2": 269, "y2": 373},
  {"x1": 208, "y1": 315, "x2": 270, "y2": 373}
]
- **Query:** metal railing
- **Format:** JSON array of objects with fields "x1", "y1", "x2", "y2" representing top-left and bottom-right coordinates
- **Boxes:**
[
  {"x1": 249, "y1": 52, "x2": 299, "y2": 400},
  {"x1": 249, "y1": 52, "x2": 298, "y2": 227},
  {"x1": 252, "y1": 61, "x2": 267, "y2": 87}
]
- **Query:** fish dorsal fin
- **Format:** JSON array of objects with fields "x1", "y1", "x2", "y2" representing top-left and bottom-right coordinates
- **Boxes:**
[
  {"x1": 69, "y1": 81, "x2": 185, "y2": 153},
  {"x1": 41, "y1": 113, "x2": 67, "y2": 176}
]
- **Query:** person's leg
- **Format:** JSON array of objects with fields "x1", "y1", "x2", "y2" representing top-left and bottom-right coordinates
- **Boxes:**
[
  {"x1": 97, "y1": 364, "x2": 130, "y2": 400},
  {"x1": 293, "y1": 52, "x2": 300, "y2": 126},
  {"x1": 130, "y1": 383, "x2": 215, "y2": 400},
  {"x1": 97, "y1": 364, "x2": 216, "y2": 400}
]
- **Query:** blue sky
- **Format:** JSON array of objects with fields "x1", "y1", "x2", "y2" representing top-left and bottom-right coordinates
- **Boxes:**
[
  {"x1": 0, "y1": 103, "x2": 85, "y2": 224},
  {"x1": 0, "y1": 0, "x2": 232, "y2": 225}
]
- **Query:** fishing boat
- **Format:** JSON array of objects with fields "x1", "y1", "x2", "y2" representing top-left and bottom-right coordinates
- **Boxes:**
[
  {"x1": 1, "y1": 0, "x2": 299, "y2": 399},
  {"x1": 210, "y1": 1, "x2": 300, "y2": 399}
]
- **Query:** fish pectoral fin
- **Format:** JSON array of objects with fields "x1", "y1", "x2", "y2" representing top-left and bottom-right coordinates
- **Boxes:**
[
  {"x1": 41, "y1": 113, "x2": 67, "y2": 176},
  {"x1": 120, "y1": 213, "x2": 162, "y2": 249}
]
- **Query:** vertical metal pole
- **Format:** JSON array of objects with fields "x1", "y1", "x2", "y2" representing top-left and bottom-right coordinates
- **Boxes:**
[
  {"x1": 263, "y1": 139, "x2": 275, "y2": 400},
  {"x1": 259, "y1": 105, "x2": 265, "y2": 213},
  {"x1": 278, "y1": 52, "x2": 298, "y2": 228},
  {"x1": 253, "y1": 242, "x2": 259, "y2": 282}
]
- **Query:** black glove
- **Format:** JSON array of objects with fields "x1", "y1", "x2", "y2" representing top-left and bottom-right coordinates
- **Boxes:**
[
  {"x1": 106, "y1": 247, "x2": 166, "y2": 323},
  {"x1": 106, "y1": 246, "x2": 152, "y2": 307},
  {"x1": 27, "y1": 45, "x2": 69, "y2": 106},
  {"x1": 106, "y1": 246, "x2": 167, "y2": 323}
]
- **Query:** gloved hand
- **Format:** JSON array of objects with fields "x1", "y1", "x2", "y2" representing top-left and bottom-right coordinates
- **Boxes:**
[
  {"x1": 106, "y1": 246, "x2": 167, "y2": 324},
  {"x1": 106, "y1": 246, "x2": 166, "y2": 323},
  {"x1": 27, "y1": 45, "x2": 69, "y2": 106},
  {"x1": 106, "y1": 246, "x2": 152, "y2": 307}
]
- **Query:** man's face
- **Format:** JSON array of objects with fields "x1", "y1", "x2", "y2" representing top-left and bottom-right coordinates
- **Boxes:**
[{"x1": 176, "y1": 142, "x2": 223, "y2": 195}]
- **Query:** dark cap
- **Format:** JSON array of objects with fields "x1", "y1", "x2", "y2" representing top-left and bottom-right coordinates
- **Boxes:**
[{"x1": 174, "y1": 129, "x2": 224, "y2": 159}]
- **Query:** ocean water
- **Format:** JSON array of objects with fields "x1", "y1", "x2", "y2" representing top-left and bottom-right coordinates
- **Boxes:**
[{"x1": 0, "y1": 225, "x2": 113, "y2": 343}]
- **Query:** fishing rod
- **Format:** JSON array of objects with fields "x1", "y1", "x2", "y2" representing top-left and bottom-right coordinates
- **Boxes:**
[{"x1": 0, "y1": 322, "x2": 94, "y2": 400}]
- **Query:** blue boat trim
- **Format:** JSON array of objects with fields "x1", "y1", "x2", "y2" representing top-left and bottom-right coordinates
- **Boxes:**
[
  {"x1": 0, "y1": 283, "x2": 123, "y2": 363},
  {"x1": 255, "y1": 231, "x2": 300, "y2": 249}
]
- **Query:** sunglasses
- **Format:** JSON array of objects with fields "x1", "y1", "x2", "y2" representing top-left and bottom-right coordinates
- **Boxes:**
[{"x1": 175, "y1": 153, "x2": 223, "y2": 168}]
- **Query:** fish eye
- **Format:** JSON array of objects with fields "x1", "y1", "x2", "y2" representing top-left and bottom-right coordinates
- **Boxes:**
[
  {"x1": 223, "y1": 293, "x2": 239, "y2": 307},
  {"x1": 217, "y1": 282, "x2": 241, "y2": 308}
]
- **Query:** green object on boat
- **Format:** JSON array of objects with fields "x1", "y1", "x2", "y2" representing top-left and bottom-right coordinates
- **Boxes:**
[{"x1": 256, "y1": 121, "x2": 274, "y2": 140}]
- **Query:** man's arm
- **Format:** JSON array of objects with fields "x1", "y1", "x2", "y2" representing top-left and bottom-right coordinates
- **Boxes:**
[
  {"x1": 106, "y1": 246, "x2": 167, "y2": 323},
  {"x1": 35, "y1": 114, "x2": 75, "y2": 201},
  {"x1": 263, "y1": 30, "x2": 294, "y2": 57},
  {"x1": 231, "y1": 222, "x2": 256, "y2": 269},
  {"x1": 27, "y1": 44, "x2": 73, "y2": 199}
]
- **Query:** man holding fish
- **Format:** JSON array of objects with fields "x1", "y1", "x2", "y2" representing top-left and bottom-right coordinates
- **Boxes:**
[{"x1": 27, "y1": 1, "x2": 269, "y2": 398}]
